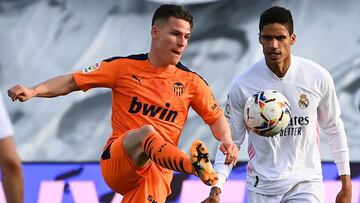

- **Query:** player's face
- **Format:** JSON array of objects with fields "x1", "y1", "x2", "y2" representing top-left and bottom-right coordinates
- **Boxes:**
[
  {"x1": 152, "y1": 17, "x2": 191, "y2": 66},
  {"x1": 259, "y1": 23, "x2": 295, "y2": 66}
]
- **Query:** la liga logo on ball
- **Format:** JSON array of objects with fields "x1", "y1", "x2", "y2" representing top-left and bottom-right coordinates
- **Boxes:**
[{"x1": 244, "y1": 90, "x2": 291, "y2": 137}]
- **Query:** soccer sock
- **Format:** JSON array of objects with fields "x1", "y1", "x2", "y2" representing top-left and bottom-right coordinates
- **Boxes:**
[{"x1": 141, "y1": 131, "x2": 194, "y2": 174}]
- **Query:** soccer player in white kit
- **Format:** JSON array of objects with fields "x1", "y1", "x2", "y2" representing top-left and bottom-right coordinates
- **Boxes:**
[
  {"x1": 0, "y1": 93, "x2": 24, "y2": 203},
  {"x1": 202, "y1": 6, "x2": 352, "y2": 203}
]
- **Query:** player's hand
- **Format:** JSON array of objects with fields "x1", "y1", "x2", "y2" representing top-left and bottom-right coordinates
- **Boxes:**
[
  {"x1": 219, "y1": 141, "x2": 238, "y2": 166},
  {"x1": 201, "y1": 187, "x2": 221, "y2": 203},
  {"x1": 336, "y1": 188, "x2": 352, "y2": 203},
  {"x1": 7, "y1": 85, "x2": 35, "y2": 102},
  {"x1": 336, "y1": 175, "x2": 352, "y2": 203}
]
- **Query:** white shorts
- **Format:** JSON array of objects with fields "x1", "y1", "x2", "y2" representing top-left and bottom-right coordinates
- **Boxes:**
[{"x1": 247, "y1": 181, "x2": 325, "y2": 203}]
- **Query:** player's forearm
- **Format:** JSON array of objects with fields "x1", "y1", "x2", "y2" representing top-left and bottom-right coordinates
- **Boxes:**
[
  {"x1": 209, "y1": 116, "x2": 232, "y2": 143},
  {"x1": 340, "y1": 175, "x2": 352, "y2": 190},
  {"x1": 33, "y1": 74, "x2": 80, "y2": 98},
  {"x1": 213, "y1": 146, "x2": 233, "y2": 189}
]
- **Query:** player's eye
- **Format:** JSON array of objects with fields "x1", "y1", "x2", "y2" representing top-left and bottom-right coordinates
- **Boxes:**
[
  {"x1": 172, "y1": 31, "x2": 179, "y2": 36},
  {"x1": 262, "y1": 35, "x2": 273, "y2": 41},
  {"x1": 275, "y1": 36, "x2": 287, "y2": 41}
]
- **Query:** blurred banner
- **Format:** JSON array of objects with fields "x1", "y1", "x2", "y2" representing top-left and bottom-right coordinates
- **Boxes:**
[
  {"x1": 0, "y1": 162, "x2": 359, "y2": 203},
  {"x1": 0, "y1": 0, "x2": 359, "y2": 161}
]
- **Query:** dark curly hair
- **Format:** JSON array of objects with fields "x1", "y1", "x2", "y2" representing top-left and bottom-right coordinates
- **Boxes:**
[{"x1": 259, "y1": 6, "x2": 294, "y2": 34}]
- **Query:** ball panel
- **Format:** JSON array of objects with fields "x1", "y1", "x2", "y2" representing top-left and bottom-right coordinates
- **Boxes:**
[{"x1": 244, "y1": 90, "x2": 291, "y2": 137}]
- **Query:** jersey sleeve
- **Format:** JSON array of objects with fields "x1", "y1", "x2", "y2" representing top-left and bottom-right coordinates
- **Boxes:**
[
  {"x1": 227, "y1": 83, "x2": 247, "y2": 149},
  {"x1": 213, "y1": 81, "x2": 247, "y2": 189},
  {"x1": 318, "y1": 71, "x2": 350, "y2": 176},
  {"x1": 190, "y1": 75, "x2": 223, "y2": 125},
  {"x1": 73, "y1": 60, "x2": 118, "y2": 91}
]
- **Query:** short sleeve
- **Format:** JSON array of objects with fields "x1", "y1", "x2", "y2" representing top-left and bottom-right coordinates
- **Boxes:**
[
  {"x1": 190, "y1": 75, "x2": 223, "y2": 124},
  {"x1": 73, "y1": 60, "x2": 118, "y2": 91}
]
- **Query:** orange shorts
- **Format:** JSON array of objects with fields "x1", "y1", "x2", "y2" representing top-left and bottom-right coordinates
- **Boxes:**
[{"x1": 100, "y1": 131, "x2": 173, "y2": 203}]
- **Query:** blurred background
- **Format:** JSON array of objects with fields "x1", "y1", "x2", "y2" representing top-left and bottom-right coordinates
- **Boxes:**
[
  {"x1": 0, "y1": 0, "x2": 359, "y2": 202},
  {"x1": 1, "y1": 0, "x2": 359, "y2": 162}
]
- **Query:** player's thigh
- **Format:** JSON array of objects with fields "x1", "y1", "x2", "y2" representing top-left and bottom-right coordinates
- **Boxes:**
[
  {"x1": 285, "y1": 181, "x2": 324, "y2": 203},
  {"x1": 247, "y1": 190, "x2": 284, "y2": 203},
  {"x1": 121, "y1": 165, "x2": 173, "y2": 203},
  {"x1": 100, "y1": 130, "x2": 151, "y2": 194}
]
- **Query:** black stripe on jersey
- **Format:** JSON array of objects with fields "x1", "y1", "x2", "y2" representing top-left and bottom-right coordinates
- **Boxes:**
[
  {"x1": 175, "y1": 61, "x2": 192, "y2": 72},
  {"x1": 176, "y1": 61, "x2": 210, "y2": 86},
  {"x1": 102, "y1": 53, "x2": 148, "y2": 62},
  {"x1": 102, "y1": 55, "x2": 211, "y2": 86},
  {"x1": 194, "y1": 72, "x2": 209, "y2": 86}
]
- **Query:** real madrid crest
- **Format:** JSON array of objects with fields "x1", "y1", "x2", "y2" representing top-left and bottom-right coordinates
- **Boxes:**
[
  {"x1": 298, "y1": 94, "x2": 309, "y2": 109},
  {"x1": 173, "y1": 82, "x2": 185, "y2": 96}
]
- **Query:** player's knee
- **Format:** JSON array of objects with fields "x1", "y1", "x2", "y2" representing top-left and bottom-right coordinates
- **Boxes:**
[
  {"x1": 1, "y1": 156, "x2": 22, "y2": 172},
  {"x1": 139, "y1": 124, "x2": 156, "y2": 136}
]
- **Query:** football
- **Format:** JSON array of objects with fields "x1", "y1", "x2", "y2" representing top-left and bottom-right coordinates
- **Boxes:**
[{"x1": 244, "y1": 90, "x2": 291, "y2": 137}]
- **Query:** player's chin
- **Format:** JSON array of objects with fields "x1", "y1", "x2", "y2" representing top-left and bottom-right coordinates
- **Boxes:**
[
  {"x1": 266, "y1": 55, "x2": 282, "y2": 63},
  {"x1": 169, "y1": 56, "x2": 181, "y2": 65}
]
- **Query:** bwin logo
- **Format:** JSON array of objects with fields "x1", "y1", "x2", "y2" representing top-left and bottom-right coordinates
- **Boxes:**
[{"x1": 128, "y1": 97, "x2": 178, "y2": 122}]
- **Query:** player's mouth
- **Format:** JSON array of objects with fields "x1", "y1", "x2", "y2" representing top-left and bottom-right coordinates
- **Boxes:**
[
  {"x1": 268, "y1": 52, "x2": 281, "y2": 59},
  {"x1": 172, "y1": 50, "x2": 182, "y2": 56}
]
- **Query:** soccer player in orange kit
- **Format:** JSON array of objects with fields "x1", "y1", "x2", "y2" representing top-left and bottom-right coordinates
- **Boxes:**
[{"x1": 7, "y1": 4, "x2": 238, "y2": 203}]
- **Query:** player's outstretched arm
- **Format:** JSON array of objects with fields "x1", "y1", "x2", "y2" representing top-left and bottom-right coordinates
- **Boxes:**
[
  {"x1": 209, "y1": 116, "x2": 238, "y2": 166},
  {"x1": 336, "y1": 175, "x2": 352, "y2": 203},
  {"x1": 7, "y1": 74, "x2": 80, "y2": 102}
]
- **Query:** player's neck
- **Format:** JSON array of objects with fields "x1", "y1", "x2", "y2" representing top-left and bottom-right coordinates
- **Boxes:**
[
  {"x1": 147, "y1": 51, "x2": 171, "y2": 68},
  {"x1": 266, "y1": 57, "x2": 291, "y2": 78}
]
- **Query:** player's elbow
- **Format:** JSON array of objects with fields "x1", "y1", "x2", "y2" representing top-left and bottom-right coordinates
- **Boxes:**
[{"x1": 60, "y1": 74, "x2": 81, "y2": 96}]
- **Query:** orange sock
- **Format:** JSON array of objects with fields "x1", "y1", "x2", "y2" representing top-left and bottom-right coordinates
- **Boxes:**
[{"x1": 142, "y1": 131, "x2": 194, "y2": 174}]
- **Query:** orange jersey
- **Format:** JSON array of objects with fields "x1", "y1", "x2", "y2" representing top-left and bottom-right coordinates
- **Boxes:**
[{"x1": 73, "y1": 54, "x2": 223, "y2": 146}]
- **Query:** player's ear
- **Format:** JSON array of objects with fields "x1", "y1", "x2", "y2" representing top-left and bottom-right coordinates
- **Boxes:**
[
  {"x1": 151, "y1": 26, "x2": 159, "y2": 39},
  {"x1": 290, "y1": 33, "x2": 296, "y2": 45}
]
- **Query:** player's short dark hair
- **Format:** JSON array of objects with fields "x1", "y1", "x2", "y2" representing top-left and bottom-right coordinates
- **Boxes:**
[
  {"x1": 259, "y1": 6, "x2": 294, "y2": 34},
  {"x1": 152, "y1": 4, "x2": 193, "y2": 28}
]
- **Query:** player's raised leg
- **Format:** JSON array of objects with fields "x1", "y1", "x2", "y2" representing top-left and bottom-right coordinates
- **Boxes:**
[
  {"x1": 190, "y1": 140, "x2": 218, "y2": 186},
  {"x1": 123, "y1": 124, "x2": 218, "y2": 186}
]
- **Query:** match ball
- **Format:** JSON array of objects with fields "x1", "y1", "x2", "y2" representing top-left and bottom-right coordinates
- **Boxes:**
[{"x1": 244, "y1": 90, "x2": 291, "y2": 137}]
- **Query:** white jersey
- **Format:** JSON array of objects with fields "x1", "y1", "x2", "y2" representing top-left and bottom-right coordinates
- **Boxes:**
[
  {"x1": 0, "y1": 93, "x2": 14, "y2": 140},
  {"x1": 214, "y1": 55, "x2": 350, "y2": 195}
]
